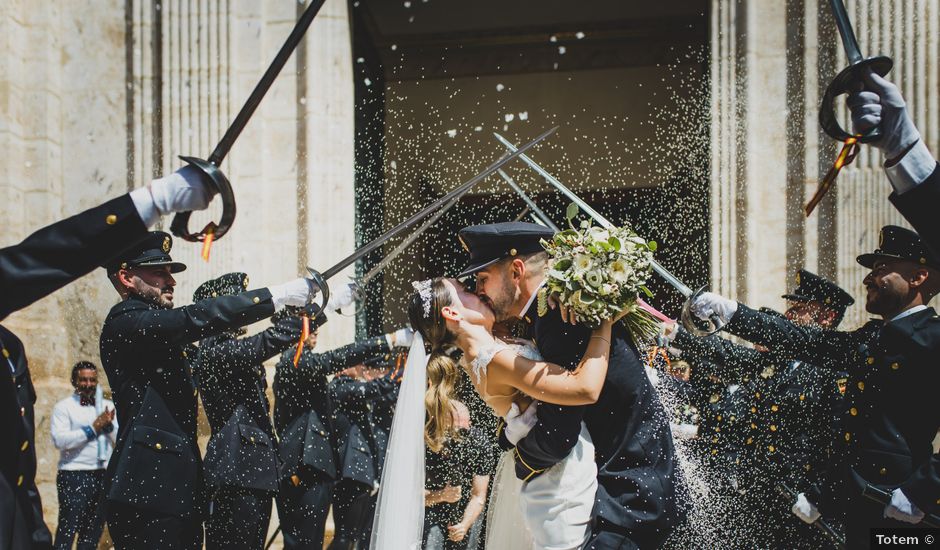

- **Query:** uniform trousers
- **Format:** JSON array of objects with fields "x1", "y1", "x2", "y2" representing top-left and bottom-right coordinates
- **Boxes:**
[
  {"x1": 328, "y1": 480, "x2": 372, "y2": 550},
  {"x1": 275, "y1": 472, "x2": 332, "y2": 550},
  {"x1": 107, "y1": 502, "x2": 203, "y2": 550},
  {"x1": 54, "y1": 469, "x2": 106, "y2": 550},
  {"x1": 206, "y1": 487, "x2": 272, "y2": 550}
]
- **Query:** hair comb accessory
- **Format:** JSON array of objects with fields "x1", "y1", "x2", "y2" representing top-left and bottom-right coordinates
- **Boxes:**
[{"x1": 411, "y1": 279, "x2": 433, "y2": 317}]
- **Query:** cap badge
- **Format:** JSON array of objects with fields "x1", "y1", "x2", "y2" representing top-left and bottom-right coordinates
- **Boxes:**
[
  {"x1": 509, "y1": 248, "x2": 518, "y2": 256},
  {"x1": 795, "y1": 272, "x2": 801, "y2": 285},
  {"x1": 162, "y1": 236, "x2": 171, "y2": 253},
  {"x1": 243, "y1": 276, "x2": 249, "y2": 289},
  {"x1": 879, "y1": 229, "x2": 885, "y2": 249},
  {"x1": 458, "y1": 235, "x2": 469, "y2": 252}
]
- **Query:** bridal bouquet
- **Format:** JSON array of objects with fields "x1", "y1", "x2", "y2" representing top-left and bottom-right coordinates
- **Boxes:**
[{"x1": 539, "y1": 203, "x2": 661, "y2": 342}]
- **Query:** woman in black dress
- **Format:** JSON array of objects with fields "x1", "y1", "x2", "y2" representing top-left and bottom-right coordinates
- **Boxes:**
[{"x1": 423, "y1": 352, "x2": 495, "y2": 549}]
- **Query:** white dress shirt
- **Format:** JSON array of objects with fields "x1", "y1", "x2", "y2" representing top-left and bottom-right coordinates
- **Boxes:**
[{"x1": 50, "y1": 393, "x2": 117, "y2": 471}]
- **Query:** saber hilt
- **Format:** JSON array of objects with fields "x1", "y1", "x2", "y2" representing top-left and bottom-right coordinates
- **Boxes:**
[
  {"x1": 863, "y1": 484, "x2": 940, "y2": 528},
  {"x1": 819, "y1": 0, "x2": 893, "y2": 143},
  {"x1": 776, "y1": 483, "x2": 845, "y2": 549},
  {"x1": 170, "y1": 0, "x2": 327, "y2": 243}
]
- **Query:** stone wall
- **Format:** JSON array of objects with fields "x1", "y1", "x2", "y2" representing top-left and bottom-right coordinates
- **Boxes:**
[{"x1": 0, "y1": 0, "x2": 353, "y2": 543}]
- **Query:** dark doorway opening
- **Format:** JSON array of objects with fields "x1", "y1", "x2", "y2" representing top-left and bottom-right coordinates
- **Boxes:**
[{"x1": 352, "y1": 0, "x2": 711, "y2": 334}]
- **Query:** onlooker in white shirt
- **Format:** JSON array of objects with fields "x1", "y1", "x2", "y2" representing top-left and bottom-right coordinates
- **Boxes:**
[{"x1": 50, "y1": 361, "x2": 116, "y2": 550}]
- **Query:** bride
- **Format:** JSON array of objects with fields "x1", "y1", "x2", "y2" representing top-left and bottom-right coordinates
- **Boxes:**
[{"x1": 372, "y1": 277, "x2": 623, "y2": 550}]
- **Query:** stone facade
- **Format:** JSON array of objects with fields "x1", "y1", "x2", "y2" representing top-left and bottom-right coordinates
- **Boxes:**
[{"x1": 1, "y1": 0, "x2": 936, "y2": 543}]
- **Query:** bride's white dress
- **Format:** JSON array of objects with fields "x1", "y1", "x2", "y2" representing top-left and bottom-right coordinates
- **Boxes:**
[{"x1": 477, "y1": 342, "x2": 597, "y2": 550}]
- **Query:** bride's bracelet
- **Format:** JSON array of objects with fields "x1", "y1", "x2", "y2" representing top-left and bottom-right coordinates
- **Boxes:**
[{"x1": 590, "y1": 334, "x2": 610, "y2": 346}]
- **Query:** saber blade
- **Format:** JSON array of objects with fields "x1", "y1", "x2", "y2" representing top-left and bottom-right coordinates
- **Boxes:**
[
  {"x1": 312, "y1": 127, "x2": 558, "y2": 282},
  {"x1": 828, "y1": 0, "x2": 863, "y2": 64},
  {"x1": 492, "y1": 132, "x2": 694, "y2": 297},
  {"x1": 209, "y1": 0, "x2": 326, "y2": 164},
  {"x1": 497, "y1": 169, "x2": 560, "y2": 232}
]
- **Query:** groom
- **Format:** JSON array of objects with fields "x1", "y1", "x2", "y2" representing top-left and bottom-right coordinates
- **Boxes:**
[{"x1": 457, "y1": 221, "x2": 683, "y2": 549}]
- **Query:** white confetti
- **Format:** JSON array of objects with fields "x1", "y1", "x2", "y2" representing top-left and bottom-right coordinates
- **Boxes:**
[
  {"x1": 504, "y1": 113, "x2": 514, "y2": 123},
  {"x1": 496, "y1": 83, "x2": 505, "y2": 92},
  {"x1": 446, "y1": 129, "x2": 457, "y2": 138},
  {"x1": 519, "y1": 111, "x2": 528, "y2": 121}
]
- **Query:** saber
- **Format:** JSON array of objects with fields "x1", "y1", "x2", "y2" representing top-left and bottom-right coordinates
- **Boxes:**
[
  {"x1": 170, "y1": 0, "x2": 328, "y2": 243},
  {"x1": 497, "y1": 170, "x2": 559, "y2": 232},
  {"x1": 863, "y1": 484, "x2": 940, "y2": 528},
  {"x1": 360, "y1": 197, "x2": 457, "y2": 288},
  {"x1": 818, "y1": 0, "x2": 893, "y2": 143},
  {"x1": 776, "y1": 483, "x2": 845, "y2": 549},
  {"x1": 492, "y1": 132, "x2": 721, "y2": 336},
  {"x1": 334, "y1": 196, "x2": 461, "y2": 317},
  {"x1": 304, "y1": 127, "x2": 558, "y2": 310}
]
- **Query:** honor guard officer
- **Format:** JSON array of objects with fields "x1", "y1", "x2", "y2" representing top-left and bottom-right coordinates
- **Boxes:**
[
  {"x1": 100, "y1": 231, "x2": 320, "y2": 549},
  {"x1": 334, "y1": 353, "x2": 406, "y2": 548},
  {"x1": 273, "y1": 323, "x2": 409, "y2": 550},
  {"x1": 191, "y1": 272, "x2": 309, "y2": 550},
  {"x1": 458, "y1": 221, "x2": 684, "y2": 549},
  {"x1": 0, "y1": 166, "x2": 216, "y2": 549},
  {"x1": 848, "y1": 72, "x2": 940, "y2": 254},
  {"x1": 692, "y1": 226, "x2": 940, "y2": 549},
  {"x1": 670, "y1": 270, "x2": 854, "y2": 548}
]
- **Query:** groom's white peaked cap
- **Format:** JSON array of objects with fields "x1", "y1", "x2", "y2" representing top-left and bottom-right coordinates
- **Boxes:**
[{"x1": 456, "y1": 221, "x2": 555, "y2": 279}]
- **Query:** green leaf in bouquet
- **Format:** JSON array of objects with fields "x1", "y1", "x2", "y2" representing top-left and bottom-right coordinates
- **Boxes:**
[
  {"x1": 566, "y1": 202, "x2": 580, "y2": 221},
  {"x1": 608, "y1": 236, "x2": 621, "y2": 251},
  {"x1": 639, "y1": 285, "x2": 654, "y2": 298},
  {"x1": 547, "y1": 269, "x2": 569, "y2": 282},
  {"x1": 565, "y1": 280, "x2": 582, "y2": 292},
  {"x1": 554, "y1": 258, "x2": 572, "y2": 271},
  {"x1": 648, "y1": 240, "x2": 658, "y2": 252}
]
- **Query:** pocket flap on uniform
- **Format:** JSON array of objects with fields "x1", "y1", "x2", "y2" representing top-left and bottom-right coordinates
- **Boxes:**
[
  {"x1": 238, "y1": 423, "x2": 271, "y2": 447},
  {"x1": 131, "y1": 425, "x2": 184, "y2": 455}
]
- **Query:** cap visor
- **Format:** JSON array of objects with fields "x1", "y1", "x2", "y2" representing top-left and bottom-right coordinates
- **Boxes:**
[
  {"x1": 781, "y1": 294, "x2": 812, "y2": 302},
  {"x1": 137, "y1": 260, "x2": 187, "y2": 273},
  {"x1": 856, "y1": 253, "x2": 902, "y2": 269},
  {"x1": 456, "y1": 257, "x2": 502, "y2": 279}
]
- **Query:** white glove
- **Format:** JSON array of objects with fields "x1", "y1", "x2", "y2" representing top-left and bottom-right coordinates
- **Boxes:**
[
  {"x1": 848, "y1": 71, "x2": 921, "y2": 160},
  {"x1": 326, "y1": 282, "x2": 359, "y2": 313},
  {"x1": 504, "y1": 402, "x2": 539, "y2": 446},
  {"x1": 884, "y1": 488, "x2": 925, "y2": 524},
  {"x1": 389, "y1": 327, "x2": 414, "y2": 348},
  {"x1": 689, "y1": 292, "x2": 737, "y2": 325},
  {"x1": 130, "y1": 165, "x2": 217, "y2": 227},
  {"x1": 269, "y1": 278, "x2": 314, "y2": 312},
  {"x1": 791, "y1": 493, "x2": 821, "y2": 524}
]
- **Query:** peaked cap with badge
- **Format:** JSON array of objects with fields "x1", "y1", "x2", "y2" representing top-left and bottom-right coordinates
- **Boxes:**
[
  {"x1": 456, "y1": 221, "x2": 555, "y2": 278},
  {"x1": 105, "y1": 230, "x2": 186, "y2": 274},
  {"x1": 782, "y1": 269, "x2": 855, "y2": 316},
  {"x1": 856, "y1": 225, "x2": 940, "y2": 271}
]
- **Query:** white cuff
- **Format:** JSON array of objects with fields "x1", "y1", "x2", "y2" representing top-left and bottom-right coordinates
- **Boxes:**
[
  {"x1": 129, "y1": 186, "x2": 160, "y2": 228},
  {"x1": 385, "y1": 334, "x2": 394, "y2": 348},
  {"x1": 886, "y1": 140, "x2": 936, "y2": 195},
  {"x1": 268, "y1": 286, "x2": 288, "y2": 312}
]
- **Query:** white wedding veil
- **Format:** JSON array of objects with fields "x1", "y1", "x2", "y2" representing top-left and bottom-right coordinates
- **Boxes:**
[{"x1": 370, "y1": 331, "x2": 428, "y2": 550}]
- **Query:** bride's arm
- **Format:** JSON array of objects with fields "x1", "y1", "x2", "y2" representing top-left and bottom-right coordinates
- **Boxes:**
[{"x1": 486, "y1": 319, "x2": 615, "y2": 406}]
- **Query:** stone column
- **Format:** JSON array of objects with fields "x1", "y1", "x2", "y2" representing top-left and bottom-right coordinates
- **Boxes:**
[{"x1": 710, "y1": 0, "x2": 790, "y2": 311}]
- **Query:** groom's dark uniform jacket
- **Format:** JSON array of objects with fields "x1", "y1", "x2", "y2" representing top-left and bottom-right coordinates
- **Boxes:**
[
  {"x1": 457, "y1": 221, "x2": 683, "y2": 545},
  {"x1": 514, "y1": 301, "x2": 683, "y2": 538}
]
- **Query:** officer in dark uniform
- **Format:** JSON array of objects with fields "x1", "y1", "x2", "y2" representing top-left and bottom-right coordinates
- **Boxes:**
[
  {"x1": 847, "y1": 71, "x2": 940, "y2": 254},
  {"x1": 100, "y1": 232, "x2": 318, "y2": 549},
  {"x1": 691, "y1": 226, "x2": 940, "y2": 549},
  {"x1": 0, "y1": 166, "x2": 216, "y2": 549},
  {"x1": 273, "y1": 325, "x2": 405, "y2": 550},
  {"x1": 191, "y1": 272, "x2": 313, "y2": 550},
  {"x1": 458, "y1": 221, "x2": 683, "y2": 549},
  {"x1": 327, "y1": 357, "x2": 402, "y2": 550},
  {"x1": 672, "y1": 271, "x2": 853, "y2": 548}
]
